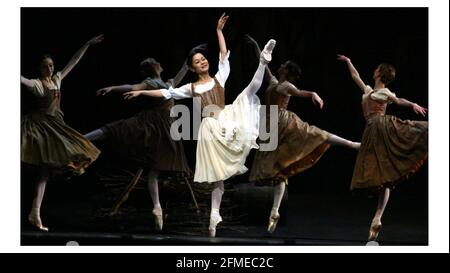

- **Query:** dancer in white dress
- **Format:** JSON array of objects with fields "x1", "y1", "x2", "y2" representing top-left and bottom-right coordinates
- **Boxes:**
[{"x1": 124, "y1": 13, "x2": 276, "y2": 237}]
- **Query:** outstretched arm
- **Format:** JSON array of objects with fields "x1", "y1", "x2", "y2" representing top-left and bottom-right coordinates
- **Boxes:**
[
  {"x1": 21, "y1": 75, "x2": 35, "y2": 90},
  {"x1": 388, "y1": 95, "x2": 428, "y2": 116},
  {"x1": 59, "y1": 34, "x2": 104, "y2": 80},
  {"x1": 245, "y1": 34, "x2": 274, "y2": 83},
  {"x1": 337, "y1": 54, "x2": 366, "y2": 92},
  {"x1": 286, "y1": 85, "x2": 324, "y2": 109},
  {"x1": 217, "y1": 13, "x2": 229, "y2": 62},
  {"x1": 96, "y1": 83, "x2": 148, "y2": 96},
  {"x1": 123, "y1": 89, "x2": 164, "y2": 100},
  {"x1": 124, "y1": 81, "x2": 192, "y2": 100}
]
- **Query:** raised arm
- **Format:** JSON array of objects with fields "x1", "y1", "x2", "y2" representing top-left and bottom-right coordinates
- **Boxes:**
[
  {"x1": 217, "y1": 13, "x2": 229, "y2": 62},
  {"x1": 21, "y1": 75, "x2": 35, "y2": 90},
  {"x1": 245, "y1": 34, "x2": 274, "y2": 83},
  {"x1": 388, "y1": 95, "x2": 428, "y2": 116},
  {"x1": 59, "y1": 34, "x2": 104, "y2": 80},
  {"x1": 337, "y1": 54, "x2": 366, "y2": 92},
  {"x1": 167, "y1": 63, "x2": 189, "y2": 88},
  {"x1": 286, "y1": 84, "x2": 324, "y2": 109}
]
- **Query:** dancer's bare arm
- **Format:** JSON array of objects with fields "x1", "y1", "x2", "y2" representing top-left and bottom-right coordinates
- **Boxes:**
[
  {"x1": 337, "y1": 54, "x2": 366, "y2": 92},
  {"x1": 217, "y1": 13, "x2": 229, "y2": 62},
  {"x1": 60, "y1": 34, "x2": 104, "y2": 80}
]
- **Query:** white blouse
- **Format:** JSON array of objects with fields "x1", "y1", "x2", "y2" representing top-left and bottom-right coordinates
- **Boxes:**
[
  {"x1": 161, "y1": 51, "x2": 230, "y2": 100},
  {"x1": 29, "y1": 72, "x2": 62, "y2": 96},
  {"x1": 364, "y1": 85, "x2": 396, "y2": 104}
]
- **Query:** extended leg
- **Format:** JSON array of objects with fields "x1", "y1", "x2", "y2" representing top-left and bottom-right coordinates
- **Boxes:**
[
  {"x1": 326, "y1": 134, "x2": 360, "y2": 150},
  {"x1": 243, "y1": 39, "x2": 276, "y2": 98},
  {"x1": 84, "y1": 128, "x2": 107, "y2": 141}
]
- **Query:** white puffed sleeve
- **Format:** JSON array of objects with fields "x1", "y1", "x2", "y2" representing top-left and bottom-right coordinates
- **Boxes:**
[
  {"x1": 214, "y1": 50, "x2": 230, "y2": 88},
  {"x1": 160, "y1": 83, "x2": 193, "y2": 100}
]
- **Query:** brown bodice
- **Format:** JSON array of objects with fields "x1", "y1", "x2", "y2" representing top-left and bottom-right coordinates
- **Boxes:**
[
  {"x1": 362, "y1": 91, "x2": 387, "y2": 123},
  {"x1": 192, "y1": 77, "x2": 225, "y2": 118},
  {"x1": 33, "y1": 79, "x2": 63, "y2": 116},
  {"x1": 265, "y1": 82, "x2": 291, "y2": 110}
]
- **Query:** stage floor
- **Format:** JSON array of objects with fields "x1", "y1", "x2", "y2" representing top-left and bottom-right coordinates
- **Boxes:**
[{"x1": 21, "y1": 176, "x2": 427, "y2": 246}]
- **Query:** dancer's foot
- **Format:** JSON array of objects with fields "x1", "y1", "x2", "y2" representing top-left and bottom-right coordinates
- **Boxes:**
[
  {"x1": 209, "y1": 209, "x2": 223, "y2": 238},
  {"x1": 260, "y1": 39, "x2": 277, "y2": 64},
  {"x1": 351, "y1": 142, "x2": 361, "y2": 150},
  {"x1": 368, "y1": 219, "x2": 382, "y2": 241},
  {"x1": 152, "y1": 207, "x2": 163, "y2": 231},
  {"x1": 28, "y1": 208, "x2": 48, "y2": 232},
  {"x1": 267, "y1": 209, "x2": 280, "y2": 233}
]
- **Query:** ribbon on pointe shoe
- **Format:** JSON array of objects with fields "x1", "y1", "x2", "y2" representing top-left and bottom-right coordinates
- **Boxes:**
[
  {"x1": 152, "y1": 207, "x2": 163, "y2": 231},
  {"x1": 267, "y1": 209, "x2": 280, "y2": 233},
  {"x1": 209, "y1": 208, "x2": 223, "y2": 238},
  {"x1": 28, "y1": 208, "x2": 49, "y2": 232},
  {"x1": 368, "y1": 221, "x2": 382, "y2": 241}
]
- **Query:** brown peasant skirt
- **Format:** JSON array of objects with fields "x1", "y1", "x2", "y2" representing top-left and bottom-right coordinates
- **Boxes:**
[
  {"x1": 21, "y1": 112, "x2": 100, "y2": 177},
  {"x1": 351, "y1": 115, "x2": 428, "y2": 191},
  {"x1": 102, "y1": 109, "x2": 191, "y2": 175},
  {"x1": 249, "y1": 109, "x2": 331, "y2": 185}
]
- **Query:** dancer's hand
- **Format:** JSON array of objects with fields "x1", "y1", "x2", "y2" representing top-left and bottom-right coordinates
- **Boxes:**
[
  {"x1": 87, "y1": 34, "x2": 104, "y2": 46},
  {"x1": 337, "y1": 54, "x2": 351, "y2": 63},
  {"x1": 312, "y1": 92, "x2": 324, "y2": 109},
  {"x1": 412, "y1": 103, "x2": 427, "y2": 116},
  {"x1": 96, "y1": 87, "x2": 112, "y2": 96},
  {"x1": 123, "y1": 91, "x2": 142, "y2": 100},
  {"x1": 217, "y1": 13, "x2": 229, "y2": 31}
]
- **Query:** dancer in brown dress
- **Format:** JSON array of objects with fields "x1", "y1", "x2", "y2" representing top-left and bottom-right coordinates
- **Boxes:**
[
  {"x1": 84, "y1": 47, "x2": 206, "y2": 230},
  {"x1": 21, "y1": 35, "x2": 104, "y2": 231},
  {"x1": 246, "y1": 35, "x2": 360, "y2": 233},
  {"x1": 337, "y1": 54, "x2": 428, "y2": 241}
]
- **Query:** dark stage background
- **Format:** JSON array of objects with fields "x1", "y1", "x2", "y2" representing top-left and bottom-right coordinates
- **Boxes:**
[{"x1": 20, "y1": 8, "x2": 428, "y2": 244}]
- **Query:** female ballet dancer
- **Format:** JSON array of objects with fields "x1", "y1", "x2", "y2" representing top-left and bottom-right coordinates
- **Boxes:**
[
  {"x1": 21, "y1": 35, "x2": 104, "y2": 231},
  {"x1": 337, "y1": 54, "x2": 428, "y2": 241},
  {"x1": 84, "y1": 46, "x2": 206, "y2": 230},
  {"x1": 246, "y1": 35, "x2": 360, "y2": 233},
  {"x1": 123, "y1": 14, "x2": 276, "y2": 237}
]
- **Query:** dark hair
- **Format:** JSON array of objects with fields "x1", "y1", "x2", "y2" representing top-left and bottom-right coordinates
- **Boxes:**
[
  {"x1": 186, "y1": 45, "x2": 208, "y2": 69},
  {"x1": 378, "y1": 63, "x2": 396, "y2": 85},
  {"x1": 37, "y1": 54, "x2": 53, "y2": 75},
  {"x1": 285, "y1": 60, "x2": 302, "y2": 83},
  {"x1": 139, "y1": 57, "x2": 158, "y2": 78},
  {"x1": 40, "y1": 54, "x2": 53, "y2": 63}
]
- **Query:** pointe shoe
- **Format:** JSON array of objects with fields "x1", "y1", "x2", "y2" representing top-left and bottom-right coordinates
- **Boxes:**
[
  {"x1": 28, "y1": 210, "x2": 49, "y2": 232},
  {"x1": 352, "y1": 142, "x2": 361, "y2": 150},
  {"x1": 260, "y1": 39, "x2": 277, "y2": 64},
  {"x1": 267, "y1": 210, "x2": 280, "y2": 233},
  {"x1": 368, "y1": 221, "x2": 382, "y2": 241},
  {"x1": 209, "y1": 213, "x2": 223, "y2": 238},
  {"x1": 152, "y1": 208, "x2": 163, "y2": 231}
]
